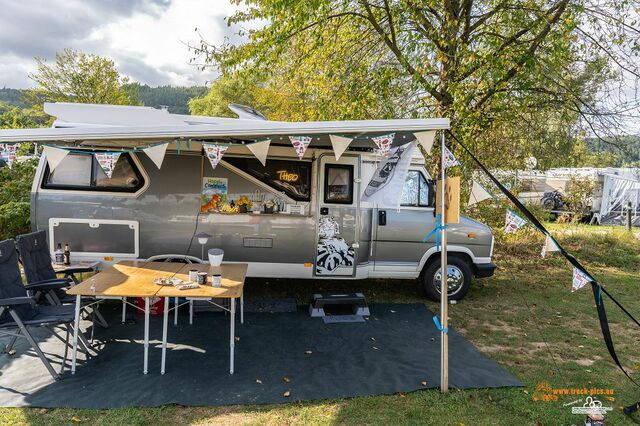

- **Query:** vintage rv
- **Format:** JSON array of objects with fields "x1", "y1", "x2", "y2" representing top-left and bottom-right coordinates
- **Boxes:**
[{"x1": 1, "y1": 103, "x2": 496, "y2": 300}]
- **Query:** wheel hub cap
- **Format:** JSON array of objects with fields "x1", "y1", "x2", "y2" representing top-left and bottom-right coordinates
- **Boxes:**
[{"x1": 434, "y1": 266, "x2": 464, "y2": 296}]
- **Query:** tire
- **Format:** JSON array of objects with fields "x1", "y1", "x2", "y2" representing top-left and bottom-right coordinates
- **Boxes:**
[{"x1": 421, "y1": 256, "x2": 473, "y2": 302}]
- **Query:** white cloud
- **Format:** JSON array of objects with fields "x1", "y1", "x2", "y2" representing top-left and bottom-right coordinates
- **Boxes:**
[{"x1": 0, "y1": 0, "x2": 239, "y2": 88}]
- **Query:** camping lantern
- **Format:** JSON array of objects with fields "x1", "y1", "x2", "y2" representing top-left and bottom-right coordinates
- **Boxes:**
[{"x1": 195, "y1": 232, "x2": 212, "y2": 261}]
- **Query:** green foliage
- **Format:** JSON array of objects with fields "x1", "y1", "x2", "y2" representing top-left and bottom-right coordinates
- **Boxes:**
[
  {"x1": 564, "y1": 176, "x2": 596, "y2": 221},
  {"x1": 0, "y1": 158, "x2": 38, "y2": 239},
  {"x1": 0, "y1": 102, "x2": 50, "y2": 129},
  {"x1": 0, "y1": 88, "x2": 28, "y2": 108},
  {"x1": 195, "y1": 0, "x2": 638, "y2": 169},
  {"x1": 24, "y1": 49, "x2": 137, "y2": 107}
]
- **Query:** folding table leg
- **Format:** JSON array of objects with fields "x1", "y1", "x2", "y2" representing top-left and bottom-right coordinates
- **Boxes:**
[
  {"x1": 161, "y1": 297, "x2": 169, "y2": 375},
  {"x1": 230, "y1": 298, "x2": 235, "y2": 374},
  {"x1": 189, "y1": 300, "x2": 193, "y2": 325},
  {"x1": 121, "y1": 297, "x2": 127, "y2": 324},
  {"x1": 174, "y1": 297, "x2": 178, "y2": 326},
  {"x1": 240, "y1": 292, "x2": 244, "y2": 324},
  {"x1": 143, "y1": 297, "x2": 149, "y2": 374},
  {"x1": 71, "y1": 295, "x2": 81, "y2": 374}
]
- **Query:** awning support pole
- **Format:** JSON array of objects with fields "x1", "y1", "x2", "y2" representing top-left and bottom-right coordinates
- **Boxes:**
[{"x1": 440, "y1": 130, "x2": 449, "y2": 393}]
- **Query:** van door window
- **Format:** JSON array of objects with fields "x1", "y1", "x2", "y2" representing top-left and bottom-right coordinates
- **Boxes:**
[
  {"x1": 42, "y1": 152, "x2": 144, "y2": 192},
  {"x1": 324, "y1": 164, "x2": 353, "y2": 204},
  {"x1": 401, "y1": 170, "x2": 432, "y2": 207}
]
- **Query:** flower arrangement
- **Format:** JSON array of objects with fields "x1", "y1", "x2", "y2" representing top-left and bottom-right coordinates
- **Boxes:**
[
  {"x1": 265, "y1": 199, "x2": 276, "y2": 208},
  {"x1": 236, "y1": 196, "x2": 252, "y2": 208}
]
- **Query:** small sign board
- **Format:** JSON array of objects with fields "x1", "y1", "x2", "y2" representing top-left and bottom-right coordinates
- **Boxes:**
[{"x1": 436, "y1": 176, "x2": 461, "y2": 224}]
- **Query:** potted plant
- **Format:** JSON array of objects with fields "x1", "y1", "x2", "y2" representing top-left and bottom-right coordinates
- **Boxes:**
[
  {"x1": 236, "y1": 196, "x2": 252, "y2": 213},
  {"x1": 264, "y1": 199, "x2": 276, "y2": 214}
]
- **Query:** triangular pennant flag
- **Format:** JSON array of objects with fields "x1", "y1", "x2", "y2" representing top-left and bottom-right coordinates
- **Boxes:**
[
  {"x1": 247, "y1": 139, "x2": 271, "y2": 166},
  {"x1": 541, "y1": 235, "x2": 561, "y2": 257},
  {"x1": 572, "y1": 267, "x2": 592, "y2": 292},
  {"x1": 289, "y1": 136, "x2": 312, "y2": 160},
  {"x1": 95, "y1": 152, "x2": 121, "y2": 178},
  {"x1": 443, "y1": 146, "x2": 460, "y2": 169},
  {"x1": 372, "y1": 133, "x2": 395, "y2": 157},
  {"x1": 143, "y1": 142, "x2": 169, "y2": 169},
  {"x1": 467, "y1": 180, "x2": 492, "y2": 206},
  {"x1": 43, "y1": 146, "x2": 69, "y2": 172},
  {"x1": 329, "y1": 135, "x2": 352, "y2": 161},
  {"x1": 504, "y1": 209, "x2": 526, "y2": 233},
  {"x1": 414, "y1": 131, "x2": 436, "y2": 154},
  {"x1": 203, "y1": 143, "x2": 229, "y2": 170}
]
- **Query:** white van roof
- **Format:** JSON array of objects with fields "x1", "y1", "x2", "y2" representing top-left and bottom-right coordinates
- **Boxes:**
[{"x1": 0, "y1": 103, "x2": 449, "y2": 148}]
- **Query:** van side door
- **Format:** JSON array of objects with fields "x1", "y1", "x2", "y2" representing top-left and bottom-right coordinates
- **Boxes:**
[{"x1": 373, "y1": 169, "x2": 435, "y2": 274}]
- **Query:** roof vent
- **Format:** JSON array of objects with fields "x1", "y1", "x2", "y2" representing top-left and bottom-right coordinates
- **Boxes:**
[{"x1": 228, "y1": 103, "x2": 267, "y2": 120}]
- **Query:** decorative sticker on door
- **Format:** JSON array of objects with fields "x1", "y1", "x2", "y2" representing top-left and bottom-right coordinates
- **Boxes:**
[{"x1": 316, "y1": 216, "x2": 355, "y2": 274}]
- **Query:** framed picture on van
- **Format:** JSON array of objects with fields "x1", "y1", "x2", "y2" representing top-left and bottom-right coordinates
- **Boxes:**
[{"x1": 201, "y1": 177, "x2": 228, "y2": 212}]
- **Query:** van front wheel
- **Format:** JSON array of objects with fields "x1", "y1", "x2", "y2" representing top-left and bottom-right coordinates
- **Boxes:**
[{"x1": 422, "y1": 257, "x2": 472, "y2": 301}]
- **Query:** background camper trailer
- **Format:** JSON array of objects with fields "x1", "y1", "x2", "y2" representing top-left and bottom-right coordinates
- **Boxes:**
[{"x1": 11, "y1": 103, "x2": 497, "y2": 301}]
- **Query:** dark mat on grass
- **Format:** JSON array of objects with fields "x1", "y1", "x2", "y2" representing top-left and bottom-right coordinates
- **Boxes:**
[{"x1": 0, "y1": 303, "x2": 522, "y2": 408}]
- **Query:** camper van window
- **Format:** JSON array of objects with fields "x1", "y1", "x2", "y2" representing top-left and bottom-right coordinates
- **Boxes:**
[
  {"x1": 224, "y1": 157, "x2": 311, "y2": 201},
  {"x1": 401, "y1": 170, "x2": 431, "y2": 207},
  {"x1": 42, "y1": 152, "x2": 144, "y2": 192},
  {"x1": 324, "y1": 164, "x2": 353, "y2": 204}
]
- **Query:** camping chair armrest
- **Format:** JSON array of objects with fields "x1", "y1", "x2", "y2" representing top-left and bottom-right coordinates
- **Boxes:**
[
  {"x1": 58, "y1": 266, "x2": 95, "y2": 275},
  {"x1": 0, "y1": 297, "x2": 36, "y2": 307},
  {"x1": 24, "y1": 279, "x2": 70, "y2": 291}
]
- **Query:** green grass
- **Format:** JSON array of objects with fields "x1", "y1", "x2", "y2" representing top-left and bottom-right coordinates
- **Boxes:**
[{"x1": 2, "y1": 224, "x2": 640, "y2": 425}]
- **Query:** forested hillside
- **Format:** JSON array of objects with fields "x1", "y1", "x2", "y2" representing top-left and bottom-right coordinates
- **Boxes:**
[{"x1": 0, "y1": 85, "x2": 206, "y2": 115}]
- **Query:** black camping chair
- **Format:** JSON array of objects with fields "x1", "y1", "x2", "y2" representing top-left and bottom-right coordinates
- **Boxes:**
[
  {"x1": 15, "y1": 230, "x2": 108, "y2": 328},
  {"x1": 0, "y1": 239, "x2": 92, "y2": 380}
]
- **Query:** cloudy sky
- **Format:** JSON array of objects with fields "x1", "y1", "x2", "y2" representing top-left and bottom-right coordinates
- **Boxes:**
[{"x1": 0, "y1": 0, "x2": 242, "y2": 88}]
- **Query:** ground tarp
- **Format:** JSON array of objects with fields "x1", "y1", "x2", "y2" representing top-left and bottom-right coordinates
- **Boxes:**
[{"x1": 0, "y1": 303, "x2": 521, "y2": 408}]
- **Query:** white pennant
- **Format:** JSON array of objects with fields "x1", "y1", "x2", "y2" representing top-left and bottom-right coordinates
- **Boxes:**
[
  {"x1": 329, "y1": 135, "x2": 352, "y2": 161},
  {"x1": 143, "y1": 142, "x2": 169, "y2": 169},
  {"x1": 541, "y1": 235, "x2": 560, "y2": 257},
  {"x1": 372, "y1": 133, "x2": 395, "y2": 157},
  {"x1": 43, "y1": 146, "x2": 69, "y2": 172},
  {"x1": 247, "y1": 139, "x2": 271, "y2": 166},
  {"x1": 203, "y1": 143, "x2": 229, "y2": 170},
  {"x1": 289, "y1": 136, "x2": 312, "y2": 160},
  {"x1": 361, "y1": 141, "x2": 417, "y2": 208},
  {"x1": 414, "y1": 131, "x2": 436, "y2": 154},
  {"x1": 443, "y1": 146, "x2": 460, "y2": 169},
  {"x1": 467, "y1": 180, "x2": 492, "y2": 206},
  {"x1": 572, "y1": 267, "x2": 592, "y2": 292},
  {"x1": 504, "y1": 209, "x2": 526, "y2": 233},
  {"x1": 95, "y1": 152, "x2": 121, "y2": 178}
]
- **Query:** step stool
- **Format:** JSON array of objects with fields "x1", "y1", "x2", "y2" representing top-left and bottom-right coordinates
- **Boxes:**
[{"x1": 309, "y1": 293, "x2": 370, "y2": 317}]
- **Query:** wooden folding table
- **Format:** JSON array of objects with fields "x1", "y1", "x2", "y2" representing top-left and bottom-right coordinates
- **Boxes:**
[
  {"x1": 67, "y1": 261, "x2": 184, "y2": 374},
  {"x1": 155, "y1": 263, "x2": 247, "y2": 375}
]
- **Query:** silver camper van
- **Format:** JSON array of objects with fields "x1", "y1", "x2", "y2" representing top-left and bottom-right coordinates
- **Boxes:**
[{"x1": 13, "y1": 103, "x2": 496, "y2": 300}]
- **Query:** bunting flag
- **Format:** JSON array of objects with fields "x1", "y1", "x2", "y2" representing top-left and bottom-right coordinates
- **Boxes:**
[
  {"x1": 0, "y1": 143, "x2": 18, "y2": 167},
  {"x1": 572, "y1": 267, "x2": 592, "y2": 292},
  {"x1": 372, "y1": 133, "x2": 395, "y2": 157},
  {"x1": 541, "y1": 235, "x2": 560, "y2": 257},
  {"x1": 42, "y1": 146, "x2": 69, "y2": 172},
  {"x1": 143, "y1": 142, "x2": 169, "y2": 169},
  {"x1": 443, "y1": 146, "x2": 460, "y2": 169},
  {"x1": 203, "y1": 143, "x2": 229, "y2": 170},
  {"x1": 414, "y1": 130, "x2": 436, "y2": 154},
  {"x1": 504, "y1": 209, "x2": 526, "y2": 233},
  {"x1": 289, "y1": 136, "x2": 312, "y2": 160},
  {"x1": 329, "y1": 135, "x2": 352, "y2": 161},
  {"x1": 361, "y1": 141, "x2": 417, "y2": 207},
  {"x1": 467, "y1": 180, "x2": 492, "y2": 206},
  {"x1": 247, "y1": 139, "x2": 271, "y2": 166},
  {"x1": 95, "y1": 152, "x2": 121, "y2": 178}
]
